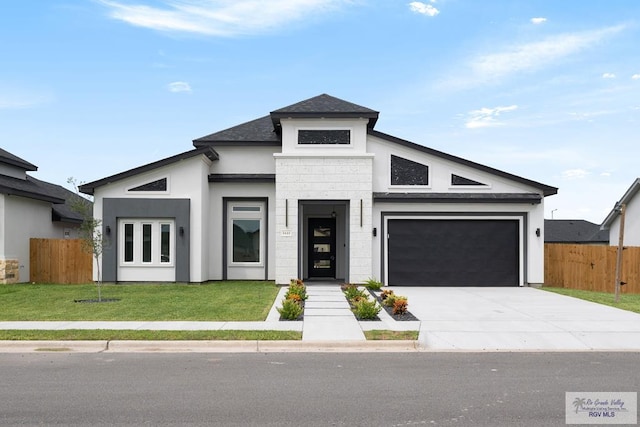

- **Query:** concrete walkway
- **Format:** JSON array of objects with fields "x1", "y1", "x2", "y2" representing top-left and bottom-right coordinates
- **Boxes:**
[{"x1": 301, "y1": 285, "x2": 365, "y2": 341}]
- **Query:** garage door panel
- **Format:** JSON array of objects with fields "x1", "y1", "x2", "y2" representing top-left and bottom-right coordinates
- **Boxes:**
[{"x1": 388, "y1": 219, "x2": 519, "y2": 286}]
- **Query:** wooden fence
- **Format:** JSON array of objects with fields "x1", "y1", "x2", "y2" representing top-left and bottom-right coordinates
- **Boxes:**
[
  {"x1": 545, "y1": 243, "x2": 640, "y2": 294},
  {"x1": 30, "y1": 239, "x2": 93, "y2": 284}
]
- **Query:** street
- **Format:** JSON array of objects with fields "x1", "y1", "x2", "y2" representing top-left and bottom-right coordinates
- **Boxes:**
[{"x1": 0, "y1": 352, "x2": 638, "y2": 426}]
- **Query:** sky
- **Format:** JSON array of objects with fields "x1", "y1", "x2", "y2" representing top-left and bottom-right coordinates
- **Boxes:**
[{"x1": 1, "y1": 0, "x2": 639, "y2": 224}]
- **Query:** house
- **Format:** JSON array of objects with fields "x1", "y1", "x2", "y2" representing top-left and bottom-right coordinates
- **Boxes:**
[
  {"x1": 601, "y1": 178, "x2": 640, "y2": 246},
  {"x1": 544, "y1": 219, "x2": 609, "y2": 245},
  {"x1": 0, "y1": 148, "x2": 84, "y2": 283},
  {"x1": 79, "y1": 94, "x2": 557, "y2": 287}
]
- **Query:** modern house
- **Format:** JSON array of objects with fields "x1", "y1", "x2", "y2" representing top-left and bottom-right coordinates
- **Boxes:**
[
  {"x1": 0, "y1": 148, "x2": 84, "y2": 283},
  {"x1": 601, "y1": 178, "x2": 640, "y2": 246},
  {"x1": 544, "y1": 219, "x2": 609, "y2": 245},
  {"x1": 79, "y1": 94, "x2": 557, "y2": 287}
]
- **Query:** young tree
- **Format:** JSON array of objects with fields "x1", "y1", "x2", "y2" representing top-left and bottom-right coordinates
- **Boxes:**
[{"x1": 67, "y1": 178, "x2": 108, "y2": 301}]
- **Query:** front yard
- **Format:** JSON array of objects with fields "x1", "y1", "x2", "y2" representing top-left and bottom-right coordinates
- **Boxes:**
[
  {"x1": 542, "y1": 287, "x2": 640, "y2": 314},
  {"x1": 0, "y1": 281, "x2": 278, "y2": 321}
]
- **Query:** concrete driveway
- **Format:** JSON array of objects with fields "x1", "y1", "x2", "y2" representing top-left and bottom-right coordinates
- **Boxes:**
[{"x1": 393, "y1": 287, "x2": 640, "y2": 351}]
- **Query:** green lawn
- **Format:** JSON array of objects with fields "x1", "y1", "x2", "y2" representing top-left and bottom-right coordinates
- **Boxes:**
[
  {"x1": 0, "y1": 330, "x2": 301, "y2": 341},
  {"x1": 542, "y1": 287, "x2": 640, "y2": 314},
  {"x1": 0, "y1": 281, "x2": 280, "y2": 321},
  {"x1": 364, "y1": 330, "x2": 419, "y2": 340}
]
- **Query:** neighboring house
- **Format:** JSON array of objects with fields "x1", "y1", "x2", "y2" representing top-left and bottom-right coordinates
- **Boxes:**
[
  {"x1": 0, "y1": 148, "x2": 84, "y2": 283},
  {"x1": 79, "y1": 94, "x2": 557, "y2": 287},
  {"x1": 601, "y1": 178, "x2": 640, "y2": 246},
  {"x1": 544, "y1": 219, "x2": 609, "y2": 245}
]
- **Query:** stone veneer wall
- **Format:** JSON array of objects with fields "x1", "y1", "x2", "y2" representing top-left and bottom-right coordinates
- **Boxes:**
[
  {"x1": 0, "y1": 259, "x2": 19, "y2": 284},
  {"x1": 274, "y1": 155, "x2": 373, "y2": 284}
]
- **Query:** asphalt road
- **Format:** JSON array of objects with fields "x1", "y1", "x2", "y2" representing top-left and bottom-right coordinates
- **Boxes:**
[{"x1": 0, "y1": 352, "x2": 638, "y2": 426}]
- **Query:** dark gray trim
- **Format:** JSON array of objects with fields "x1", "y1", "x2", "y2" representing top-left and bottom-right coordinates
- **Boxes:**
[
  {"x1": 379, "y1": 211, "x2": 528, "y2": 286},
  {"x1": 374, "y1": 192, "x2": 542, "y2": 204},
  {"x1": 222, "y1": 197, "x2": 269, "y2": 280},
  {"x1": 209, "y1": 174, "x2": 275, "y2": 183},
  {"x1": 79, "y1": 147, "x2": 219, "y2": 195},
  {"x1": 369, "y1": 129, "x2": 558, "y2": 197},
  {"x1": 102, "y1": 198, "x2": 190, "y2": 282}
]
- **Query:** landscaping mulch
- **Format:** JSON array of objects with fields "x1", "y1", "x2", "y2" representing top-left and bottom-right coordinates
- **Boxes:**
[{"x1": 368, "y1": 290, "x2": 419, "y2": 321}]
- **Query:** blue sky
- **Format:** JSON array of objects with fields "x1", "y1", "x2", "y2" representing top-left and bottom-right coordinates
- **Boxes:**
[{"x1": 1, "y1": 0, "x2": 639, "y2": 223}]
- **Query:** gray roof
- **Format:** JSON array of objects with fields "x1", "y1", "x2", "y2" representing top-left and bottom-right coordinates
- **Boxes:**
[
  {"x1": 0, "y1": 148, "x2": 37, "y2": 171},
  {"x1": 193, "y1": 116, "x2": 279, "y2": 146},
  {"x1": 544, "y1": 219, "x2": 609, "y2": 243},
  {"x1": 601, "y1": 178, "x2": 640, "y2": 229}
]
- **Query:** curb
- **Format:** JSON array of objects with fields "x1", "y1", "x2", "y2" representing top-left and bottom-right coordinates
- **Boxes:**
[{"x1": 0, "y1": 340, "x2": 421, "y2": 353}]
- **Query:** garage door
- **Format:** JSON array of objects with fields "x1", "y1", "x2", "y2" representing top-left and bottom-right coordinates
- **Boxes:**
[{"x1": 387, "y1": 219, "x2": 519, "y2": 286}]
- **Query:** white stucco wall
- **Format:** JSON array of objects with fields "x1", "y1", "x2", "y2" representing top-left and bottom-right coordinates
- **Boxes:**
[
  {"x1": 92, "y1": 154, "x2": 212, "y2": 282},
  {"x1": 607, "y1": 194, "x2": 640, "y2": 247},
  {"x1": 1, "y1": 194, "x2": 74, "y2": 282},
  {"x1": 209, "y1": 146, "x2": 277, "y2": 174}
]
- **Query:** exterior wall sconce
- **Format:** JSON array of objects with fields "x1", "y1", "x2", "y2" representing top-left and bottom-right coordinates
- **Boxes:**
[
  {"x1": 105, "y1": 225, "x2": 111, "y2": 235},
  {"x1": 372, "y1": 227, "x2": 377, "y2": 237},
  {"x1": 536, "y1": 228, "x2": 541, "y2": 237},
  {"x1": 179, "y1": 226, "x2": 184, "y2": 236}
]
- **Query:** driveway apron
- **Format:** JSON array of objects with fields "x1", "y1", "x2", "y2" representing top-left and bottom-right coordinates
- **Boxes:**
[{"x1": 393, "y1": 287, "x2": 640, "y2": 351}]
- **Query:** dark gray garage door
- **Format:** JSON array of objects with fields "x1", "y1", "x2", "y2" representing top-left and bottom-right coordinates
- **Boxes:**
[{"x1": 387, "y1": 219, "x2": 519, "y2": 286}]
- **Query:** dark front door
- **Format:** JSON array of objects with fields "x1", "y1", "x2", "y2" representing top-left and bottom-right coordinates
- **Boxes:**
[{"x1": 308, "y1": 218, "x2": 336, "y2": 278}]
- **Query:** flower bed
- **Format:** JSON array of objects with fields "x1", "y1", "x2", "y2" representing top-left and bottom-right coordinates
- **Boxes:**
[
  {"x1": 278, "y1": 279, "x2": 306, "y2": 321},
  {"x1": 369, "y1": 289, "x2": 419, "y2": 321}
]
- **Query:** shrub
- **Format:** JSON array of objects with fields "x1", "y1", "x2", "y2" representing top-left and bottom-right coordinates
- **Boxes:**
[
  {"x1": 383, "y1": 293, "x2": 397, "y2": 307},
  {"x1": 286, "y1": 293, "x2": 302, "y2": 303},
  {"x1": 352, "y1": 298, "x2": 382, "y2": 320},
  {"x1": 364, "y1": 277, "x2": 383, "y2": 290},
  {"x1": 278, "y1": 298, "x2": 303, "y2": 320},
  {"x1": 342, "y1": 284, "x2": 367, "y2": 301},
  {"x1": 286, "y1": 279, "x2": 307, "y2": 301},
  {"x1": 392, "y1": 297, "x2": 408, "y2": 315},
  {"x1": 380, "y1": 289, "x2": 394, "y2": 300}
]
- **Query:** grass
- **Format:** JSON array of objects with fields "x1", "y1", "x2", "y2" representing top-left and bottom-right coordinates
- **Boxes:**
[
  {"x1": 0, "y1": 330, "x2": 301, "y2": 341},
  {"x1": 0, "y1": 281, "x2": 279, "y2": 321},
  {"x1": 364, "y1": 330, "x2": 419, "y2": 340},
  {"x1": 542, "y1": 287, "x2": 640, "y2": 314}
]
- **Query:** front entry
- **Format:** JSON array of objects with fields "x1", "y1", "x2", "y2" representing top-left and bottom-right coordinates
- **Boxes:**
[{"x1": 308, "y1": 218, "x2": 336, "y2": 278}]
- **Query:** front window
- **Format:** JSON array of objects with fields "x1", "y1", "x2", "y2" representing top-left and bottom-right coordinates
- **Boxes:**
[
  {"x1": 120, "y1": 219, "x2": 174, "y2": 266},
  {"x1": 228, "y1": 203, "x2": 264, "y2": 265},
  {"x1": 390, "y1": 155, "x2": 429, "y2": 186}
]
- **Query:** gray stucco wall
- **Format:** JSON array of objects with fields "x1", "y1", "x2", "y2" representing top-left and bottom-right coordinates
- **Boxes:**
[{"x1": 102, "y1": 198, "x2": 190, "y2": 282}]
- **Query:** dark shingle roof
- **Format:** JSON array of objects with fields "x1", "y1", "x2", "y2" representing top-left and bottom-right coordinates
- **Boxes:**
[
  {"x1": 0, "y1": 148, "x2": 37, "y2": 171},
  {"x1": 544, "y1": 219, "x2": 609, "y2": 243},
  {"x1": 193, "y1": 94, "x2": 380, "y2": 147},
  {"x1": 29, "y1": 177, "x2": 86, "y2": 223},
  {"x1": 193, "y1": 116, "x2": 280, "y2": 146},
  {"x1": 601, "y1": 178, "x2": 640, "y2": 229}
]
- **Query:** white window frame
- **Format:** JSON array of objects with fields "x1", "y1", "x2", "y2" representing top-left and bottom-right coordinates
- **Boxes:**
[
  {"x1": 119, "y1": 219, "x2": 175, "y2": 267},
  {"x1": 228, "y1": 202, "x2": 265, "y2": 267}
]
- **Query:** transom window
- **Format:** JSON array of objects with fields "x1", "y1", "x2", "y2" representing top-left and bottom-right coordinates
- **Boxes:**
[
  {"x1": 390, "y1": 155, "x2": 429, "y2": 186},
  {"x1": 120, "y1": 219, "x2": 174, "y2": 266},
  {"x1": 128, "y1": 177, "x2": 168, "y2": 192},
  {"x1": 228, "y1": 202, "x2": 264, "y2": 265},
  {"x1": 298, "y1": 129, "x2": 350, "y2": 145},
  {"x1": 451, "y1": 174, "x2": 487, "y2": 186}
]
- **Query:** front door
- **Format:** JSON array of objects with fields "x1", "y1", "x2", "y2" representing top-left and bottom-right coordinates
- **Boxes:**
[{"x1": 308, "y1": 218, "x2": 336, "y2": 278}]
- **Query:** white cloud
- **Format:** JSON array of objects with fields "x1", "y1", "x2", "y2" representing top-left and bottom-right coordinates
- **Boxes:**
[
  {"x1": 167, "y1": 81, "x2": 192, "y2": 93},
  {"x1": 465, "y1": 105, "x2": 518, "y2": 129},
  {"x1": 561, "y1": 169, "x2": 590, "y2": 180},
  {"x1": 98, "y1": 0, "x2": 352, "y2": 36},
  {"x1": 602, "y1": 72, "x2": 616, "y2": 79},
  {"x1": 409, "y1": 1, "x2": 439, "y2": 17},
  {"x1": 441, "y1": 24, "x2": 626, "y2": 89},
  {"x1": 530, "y1": 17, "x2": 547, "y2": 25},
  {"x1": 632, "y1": 74, "x2": 640, "y2": 80}
]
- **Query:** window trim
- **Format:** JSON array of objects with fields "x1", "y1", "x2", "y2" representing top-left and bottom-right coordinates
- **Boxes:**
[{"x1": 227, "y1": 202, "x2": 265, "y2": 267}]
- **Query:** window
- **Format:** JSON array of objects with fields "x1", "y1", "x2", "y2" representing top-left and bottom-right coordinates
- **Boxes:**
[
  {"x1": 120, "y1": 220, "x2": 174, "y2": 266},
  {"x1": 128, "y1": 177, "x2": 167, "y2": 192},
  {"x1": 228, "y1": 202, "x2": 264, "y2": 265},
  {"x1": 298, "y1": 129, "x2": 350, "y2": 145},
  {"x1": 451, "y1": 174, "x2": 487, "y2": 186},
  {"x1": 391, "y1": 155, "x2": 429, "y2": 186}
]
